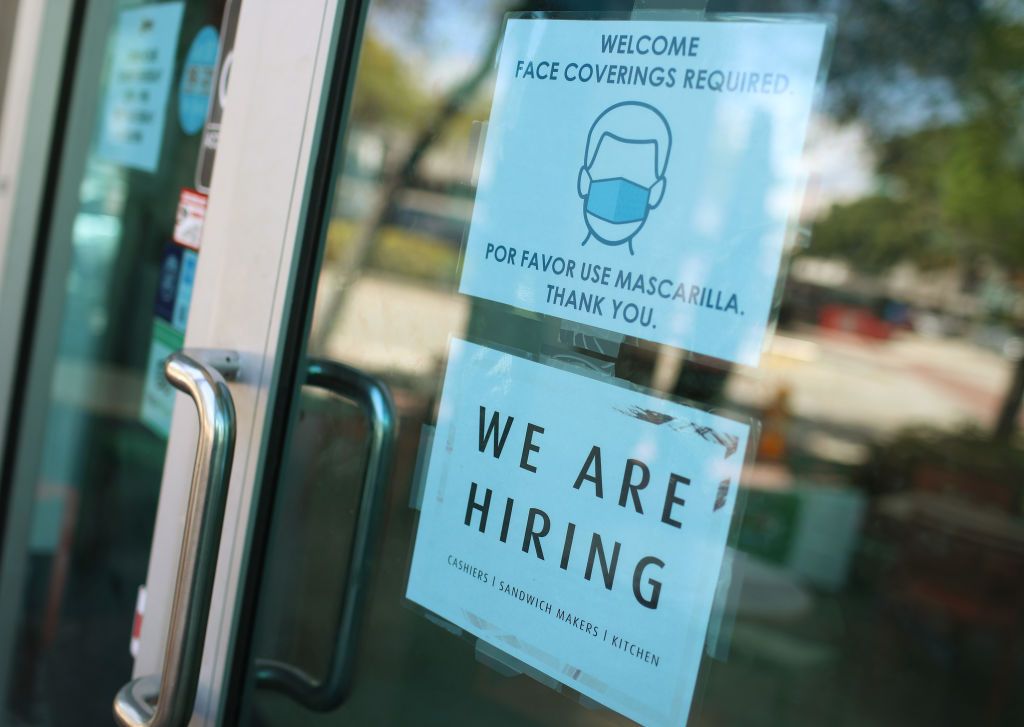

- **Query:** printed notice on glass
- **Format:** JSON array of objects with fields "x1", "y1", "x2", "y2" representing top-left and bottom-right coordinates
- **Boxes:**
[
  {"x1": 458, "y1": 18, "x2": 828, "y2": 365},
  {"x1": 97, "y1": 2, "x2": 184, "y2": 172},
  {"x1": 407, "y1": 339, "x2": 750, "y2": 726}
]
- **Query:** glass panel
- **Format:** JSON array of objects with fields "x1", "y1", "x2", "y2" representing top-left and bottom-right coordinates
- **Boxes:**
[
  {"x1": 238, "y1": 1, "x2": 1024, "y2": 725},
  {"x1": 0, "y1": 1, "x2": 224, "y2": 724}
]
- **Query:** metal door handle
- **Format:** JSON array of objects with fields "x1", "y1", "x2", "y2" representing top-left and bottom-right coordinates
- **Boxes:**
[
  {"x1": 255, "y1": 359, "x2": 396, "y2": 710},
  {"x1": 114, "y1": 349, "x2": 239, "y2": 727}
]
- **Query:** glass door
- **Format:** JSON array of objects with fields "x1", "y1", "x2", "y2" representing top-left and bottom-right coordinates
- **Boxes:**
[
  {"x1": 222, "y1": 1, "x2": 1024, "y2": 726},
  {"x1": 0, "y1": 2, "x2": 230, "y2": 724},
  {"x1": 0, "y1": 1, "x2": 346, "y2": 725}
]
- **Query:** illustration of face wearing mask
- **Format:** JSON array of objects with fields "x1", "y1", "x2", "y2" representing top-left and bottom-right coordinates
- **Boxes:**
[{"x1": 578, "y1": 102, "x2": 672, "y2": 255}]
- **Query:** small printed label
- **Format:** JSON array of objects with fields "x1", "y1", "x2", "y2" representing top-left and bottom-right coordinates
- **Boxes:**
[
  {"x1": 172, "y1": 249, "x2": 198, "y2": 331},
  {"x1": 173, "y1": 188, "x2": 207, "y2": 250},
  {"x1": 153, "y1": 243, "x2": 184, "y2": 325},
  {"x1": 97, "y1": 3, "x2": 185, "y2": 172},
  {"x1": 130, "y1": 585, "x2": 147, "y2": 658}
]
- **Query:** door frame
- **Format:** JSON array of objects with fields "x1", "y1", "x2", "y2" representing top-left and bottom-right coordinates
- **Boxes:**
[
  {"x1": 131, "y1": 1, "x2": 356, "y2": 724},
  {"x1": 0, "y1": 0, "x2": 76, "y2": 456},
  {"x1": 0, "y1": 0, "x2": 111, "y2": 702},
  {"x1": 215, "y1": 0, "x2": 370, "y2": 720}
]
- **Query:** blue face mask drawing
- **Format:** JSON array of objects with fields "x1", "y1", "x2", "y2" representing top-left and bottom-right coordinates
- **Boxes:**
[
  {"x1": 578, "y1": 160, "x2": 666, "y2": 254},
  {"x1": 585, "y1": 175, "x2": 653, "y2": 225},
  {"x1": 577, "y1": 102, "x2": 673, "y2": 256}
]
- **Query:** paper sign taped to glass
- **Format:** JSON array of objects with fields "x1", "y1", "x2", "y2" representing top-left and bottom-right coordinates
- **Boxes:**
[
  {"x1": 458, "y1": 18, "x2": 828, "y2": 365},
  {"x1": 97, "y1": 3, "x2": 185, "y2": 172},
  {"x1": 406, "y1": 339, "x2": 751, "y2": 726}
]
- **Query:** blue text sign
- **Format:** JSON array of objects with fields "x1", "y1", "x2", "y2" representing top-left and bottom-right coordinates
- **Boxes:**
[
  {"x1": 459, "y1": 18, "x2": 828, "y2": 365},
  {"x1": 407, "y1": 339, "x2": 750, "y2": 726}
]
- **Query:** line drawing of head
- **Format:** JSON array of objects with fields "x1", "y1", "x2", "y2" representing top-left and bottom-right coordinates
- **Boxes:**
[{"x1": 577, "y1": 101, "x2": 672, "y2": 255}]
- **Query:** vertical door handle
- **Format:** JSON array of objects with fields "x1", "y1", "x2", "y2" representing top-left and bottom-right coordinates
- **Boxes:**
[
  {"x1": 114, "y1": 349, "x2": 239, "y2": 727},
  {"x1": 255, "y1": 359, "x2": 397, "y2": 710}
]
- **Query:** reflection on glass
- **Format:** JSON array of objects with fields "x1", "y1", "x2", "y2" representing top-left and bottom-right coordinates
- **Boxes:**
[
  {"x1": 1, "y1": 1, "x2": 224, "y2": 724},
  {"x1": 247, "y1": 1, "x2": 1024, "y2": 725}
]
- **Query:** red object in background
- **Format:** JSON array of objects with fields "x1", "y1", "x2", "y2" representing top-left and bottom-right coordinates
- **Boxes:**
[
  {"x1": 819, "y1": 304, "x2": 893, "y2": 340},
  {"x1": 130, "y1": 585, "x2": 146, "y2": 658}
]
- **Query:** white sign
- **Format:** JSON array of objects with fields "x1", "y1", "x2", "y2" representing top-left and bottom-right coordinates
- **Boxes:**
[
  {"x1": 97, "y1": 3, "x2": 184, "y2": 172},
  {"x1": 458, "y1": 18, "x2": 828, "y2": 365},
  {"x1": 407, "y1": 339, "x2": 750, "y2": 726}
]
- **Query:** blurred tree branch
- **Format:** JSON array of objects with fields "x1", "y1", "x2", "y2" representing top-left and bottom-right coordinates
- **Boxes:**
[{"x1": 797, "y1": 0, "x2": 1024, "y2": 439}]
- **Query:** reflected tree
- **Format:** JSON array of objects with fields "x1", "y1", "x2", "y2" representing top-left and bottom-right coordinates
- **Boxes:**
[
  {"x1": 310, "y1": 0, "x2": 664, "y2": 351},
  {"x1": 804, "y1": 0, "x2": 1024, "y2": 439},
  {"x1": 311, "y1": 0, "x2": 516, "y2": 351}
]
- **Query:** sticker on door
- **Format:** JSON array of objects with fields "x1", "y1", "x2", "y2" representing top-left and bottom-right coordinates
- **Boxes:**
[
  {"x1": 406, "y1": 338, "x2": 750, "y2": 727},
  {"x1": 173, "y1": 188, "x2": 208, "y2": 249}
]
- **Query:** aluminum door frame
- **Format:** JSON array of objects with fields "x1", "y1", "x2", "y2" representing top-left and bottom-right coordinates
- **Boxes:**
[
  {"x1": 133, "y1": 1, "x2": 347, "y2": 724},
  {"x1": 0, "y1": 0, "x2": 76, "y2": 544}
]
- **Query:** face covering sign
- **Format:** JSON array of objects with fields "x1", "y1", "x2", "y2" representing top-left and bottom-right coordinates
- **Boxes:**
[
  {"x1": 407, "y1": 339, "x2": 750, "y2": 726},
  {"x1": 458, "y1": 18, "x2": 828, "y2": 365}
]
